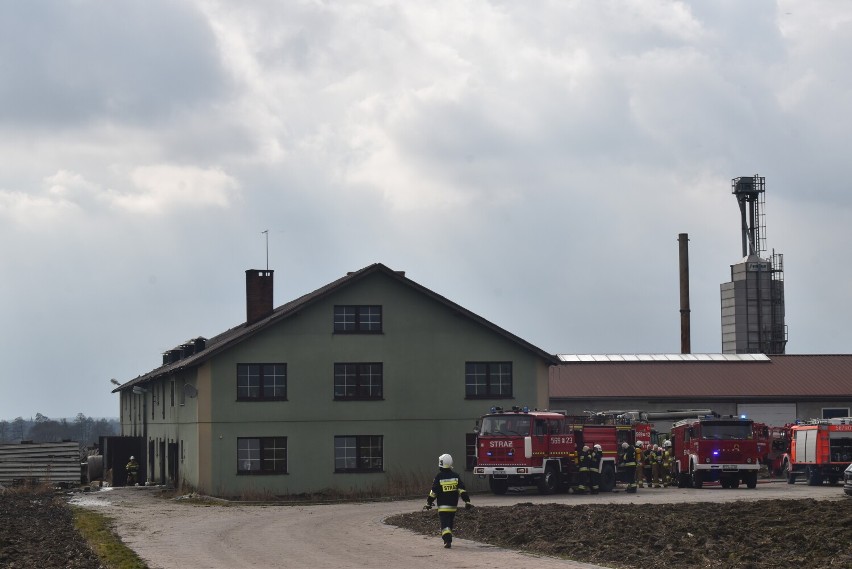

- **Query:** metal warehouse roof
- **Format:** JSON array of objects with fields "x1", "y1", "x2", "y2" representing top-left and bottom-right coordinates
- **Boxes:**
[
  {"x1": 550, "y1": 354, "x2": 852, "y2": 400},
  {"x1": 558, "y1": 353, "x2": 769, "y2": 362}
]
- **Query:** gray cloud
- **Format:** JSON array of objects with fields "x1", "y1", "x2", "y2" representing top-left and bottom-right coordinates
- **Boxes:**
[
  {"x1": 1, "y1": 0, "x2": 851, "y2": 420},
  {"x1": 0, "y1": 1, "x2": 228, "y2": 126}
]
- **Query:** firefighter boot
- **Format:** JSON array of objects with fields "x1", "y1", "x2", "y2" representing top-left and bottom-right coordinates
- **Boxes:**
[{"x1": 442, "y1": 529, "x2": 452, "y2": 549}]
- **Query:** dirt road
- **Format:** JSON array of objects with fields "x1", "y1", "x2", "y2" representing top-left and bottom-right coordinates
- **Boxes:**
[{"x1": 71, "y1": 481, "x2": 845, "y2": 569}]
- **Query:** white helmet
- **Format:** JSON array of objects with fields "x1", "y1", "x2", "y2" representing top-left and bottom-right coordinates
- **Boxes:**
[
  {"x1": 129, "y1": 456, "x2": 135, "y2": 460},
  {"x1": 593, "y1": 444, "x2": 602, "y2": 451},
  {"x1": 582, "y1": 445, "x2": 589, "y2": 452},
  {"x1": 663, "y1": 440, "x2": 672, "y2": 448},
  {"x1": 621, "y1": 442, "x2": 629, "y2": 449},
  {"x1": 635, "y1": 440, "x2": 643, "y2": 447},
  {"x1": 438, "y1": 453, "x2": 453, "y2": 469}
]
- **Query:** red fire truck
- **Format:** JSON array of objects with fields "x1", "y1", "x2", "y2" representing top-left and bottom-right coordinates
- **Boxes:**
[
  {"x1": 753, "y1": 422, "x2": 791, "y2": 477},
  {"x1": 473, "y1": 406, "x2": 650, "y2": 494},
  {"x1": 670, "y1": 415, "x2": 760, "y2": 489},
  {"x1": 782, "y1": 418, "x2": 852, "y2": 485}
]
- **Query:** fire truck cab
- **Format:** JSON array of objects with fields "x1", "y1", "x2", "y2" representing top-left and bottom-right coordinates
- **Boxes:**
[
  {"x1": 670, "y1": 415, "x2": 760, "y2": 489},
  {"x1": 473, "y1": 406, "x2": 648, "y2": 494},
  {"x1": 753, "y1": 422, "x2": 791, "y2": 477},
  {"x1": 782, "y1": 418, "x2": 852, "y2": 485}
]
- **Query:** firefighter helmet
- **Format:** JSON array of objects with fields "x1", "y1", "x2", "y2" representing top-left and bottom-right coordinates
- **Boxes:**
[
  {"x1": 594, "y1": 444, "x2": 602, "y2": 451},
  {"x1": 621, "y1": 442, "x2": 629, "y2": 449},
  {"x1": 635, "y1": 440, "x2": 643, "y2": 448},
  {"x1": 129, "y1": 456, "x2": 135, "y2": 460},
  {"x1": 582, "y1": 445, "x2": 590, "y2": 452},
  {"x1": 663, "y1": 440, "x2": 672, "y2": 448},
  {"x1": 438, "y1": 454, "x2": 453, "y2": 469}
]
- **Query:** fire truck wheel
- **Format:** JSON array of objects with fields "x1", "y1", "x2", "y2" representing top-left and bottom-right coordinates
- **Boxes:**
[
  {"x1": 746, "y1": 472, "x2": 758, "y2": 489},
  {"x1": 691, "y1": 466, "x2": 703, "y2": 489},
  {"x1": 489, "y1": 477, "x2": 509, "y2": 495},
  {"x1": 677, "y1": 471, "x2": 690, "y2": 488},
  {"x1": 599, "y1": 463, "x2": 616, "y2": 493},
  {"x1": 729, "y1": 477, "x2": 740, "y2": 489},
  {"x1": 806, "y1": 467, "x2": 823, "y2": 486},
  {"x1": 784, "y1": 461, "x2": 796, "y2": 484},
  {"x1": 537, "y1": 465, "x2": 558, "y2": 494}
]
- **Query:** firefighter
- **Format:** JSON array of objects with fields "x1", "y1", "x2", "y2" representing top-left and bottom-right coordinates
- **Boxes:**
[
  {"x1": 643, "y1": 442, "x2": 653, "y2": 487},
  {"x1": 424, "y1": 454, "x2": 472, "y2": 548},
  {"x1": 633, "y1": 441, "x2": 645, "y2": 488},
  {"x1": 576, "y1": 445, "x2": 591, "y2": 493},
  {"x1": 126, "y1": 456, "x2": 139, "y2": 486},
  {"x1": 650, "y1": 444, "x2": 664, "y2": 488},
  {"x1": 618, "y1": 442, "x2": 637, "y2": 493},
  {"x1": 662, "y1": 440, "x2": 674, "y2": 486},
  {"x1": 589, "y1": 444, "x2": 603, "y2": 494}
]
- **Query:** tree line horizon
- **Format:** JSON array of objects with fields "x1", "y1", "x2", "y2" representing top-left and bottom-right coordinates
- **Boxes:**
[{"x1": 0, "y1": 413, "x2": 118, "y2": 447}]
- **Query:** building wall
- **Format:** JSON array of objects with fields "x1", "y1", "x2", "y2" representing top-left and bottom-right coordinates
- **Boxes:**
[
  {"x1": 551, "y1": 398, "x2": 852, "y2": 437},
  {"x1": 126, "y1": 368, "x2": 202, "y2": 491},
  {"x1": 128, "y1": 270, "x2": 550, "y2": 496}
]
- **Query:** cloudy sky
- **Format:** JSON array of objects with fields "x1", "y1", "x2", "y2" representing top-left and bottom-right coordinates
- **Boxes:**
[{"x1": 1, "y1": 1, "x2": 850, "y2": 420}]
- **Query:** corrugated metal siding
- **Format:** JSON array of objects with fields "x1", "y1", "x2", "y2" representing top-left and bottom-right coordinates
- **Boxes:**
[
  {"x1": 550, "y1": 354, "x2": 852, "y2": 399},
  {"x1": 0, "y1": 442, "x2": 81, "y2": 485}
]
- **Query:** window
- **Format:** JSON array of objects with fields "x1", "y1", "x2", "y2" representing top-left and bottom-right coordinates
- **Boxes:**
[
  {"x1": 334, "y1": 305, "x2": 382, "y2": 333},
  {"x1": 334, "y1": 363, "x2": 383, "y2": 400},
  {"x1": 823, "y1": 408, "x2": 851, "y2": 419},
  {"x1": 334, "y1": 435, "x2": 383, "y2": 472},
  {"x1": 699, "y1": 422, "x2": 753, "y2": 440},
  {"x1": 237, "y1": 437, "x2": 288, "y2": 474},
  {"x1": 548, "y1": 419, "x2": 562, "y2": 435},
  {"x1": 465, "y1": 362, "x2": 512, "y2": 398},
  {"x1": 237, "y1": 364, "x2": 287, "y2": 400}
]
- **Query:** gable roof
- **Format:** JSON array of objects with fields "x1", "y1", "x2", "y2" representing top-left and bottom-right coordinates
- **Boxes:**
[
  {"x1": 550, "y1": 354, "x2": 852, "y2": 400},
  {"x1": 114, "y1": 263, "x2": 558, "y2": 392}
]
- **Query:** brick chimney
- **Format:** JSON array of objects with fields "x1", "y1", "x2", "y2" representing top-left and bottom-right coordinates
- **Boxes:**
[{"x1": 246, "y1": 269, "x2": 274, "y2": 324}]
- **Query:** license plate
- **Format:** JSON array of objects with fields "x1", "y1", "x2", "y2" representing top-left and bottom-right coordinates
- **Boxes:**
[{"x1": 722, "y1": 465, "x2": 737, "y2": 471}]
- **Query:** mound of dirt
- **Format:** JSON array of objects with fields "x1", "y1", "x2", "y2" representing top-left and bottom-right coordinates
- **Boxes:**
[
  {"x1": 0, "y1": 489, "x2": 104, "y2": 569},
  {"x1": 386, "y1": 499, "x2": 852, "y2": 569}
]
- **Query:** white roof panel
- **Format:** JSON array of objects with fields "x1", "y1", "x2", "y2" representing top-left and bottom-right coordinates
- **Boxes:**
[{"x1": 554, "y1": 353, "x2": 771, "y2": 363}]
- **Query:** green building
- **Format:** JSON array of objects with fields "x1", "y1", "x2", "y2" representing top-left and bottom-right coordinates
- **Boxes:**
[{"x1": 113, "y1": 264, "x2": 556, "y2": 497}]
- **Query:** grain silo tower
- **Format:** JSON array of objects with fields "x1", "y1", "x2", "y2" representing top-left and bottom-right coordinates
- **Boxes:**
[{"x1": 720, "y1": 175, "x2": 787, "y2": 354}]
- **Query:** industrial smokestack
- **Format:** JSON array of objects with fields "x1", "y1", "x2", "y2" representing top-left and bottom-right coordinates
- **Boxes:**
[{"x1": 678, "y1": 233, "x2": 691, "y2": 354}]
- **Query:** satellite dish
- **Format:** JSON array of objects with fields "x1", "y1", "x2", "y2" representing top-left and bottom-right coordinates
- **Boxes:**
[{"x1": 184, "y1": 384, "x2": 198, "y2": 398}]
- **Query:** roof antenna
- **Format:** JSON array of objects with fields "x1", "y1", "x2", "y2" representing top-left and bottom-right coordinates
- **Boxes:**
[{"x1": 261, "y1": 229, "x2": 269, "y2": 270}]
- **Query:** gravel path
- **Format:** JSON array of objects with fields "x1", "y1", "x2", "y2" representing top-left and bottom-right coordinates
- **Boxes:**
[{"x1": 70, "y1": 481, "x2": 846, "y2": 569}]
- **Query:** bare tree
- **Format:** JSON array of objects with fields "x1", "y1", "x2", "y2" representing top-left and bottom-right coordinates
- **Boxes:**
[{"x1": 11, "y1": 417, "x2": 25, "y2": 441}]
